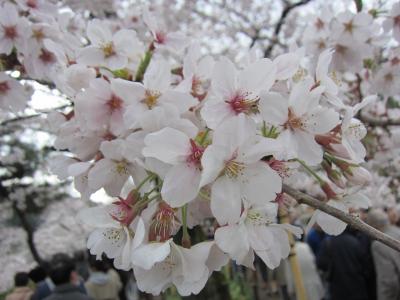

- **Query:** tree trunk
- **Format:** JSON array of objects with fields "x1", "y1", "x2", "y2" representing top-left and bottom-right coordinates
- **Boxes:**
[{"x1": 12, "y1": 203, "x2": 44, "y2": 266}]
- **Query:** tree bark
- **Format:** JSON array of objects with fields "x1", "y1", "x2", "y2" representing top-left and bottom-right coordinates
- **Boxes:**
[
  {"x1": 264, "y1": 0, "x2": 313, "y2": 58},
  {"x1": 283, "y1": 184, "x2": 400, "y2": 252},
  {"x1": 12, "y1": 203, "x2": 44, "y2": 266}
]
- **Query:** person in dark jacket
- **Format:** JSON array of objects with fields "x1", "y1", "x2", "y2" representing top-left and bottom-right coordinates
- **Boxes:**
[
  {"x1": 32, "y1": 256, "x2": 86, "y2": 300},
  {"x1": 43, "y1": 254, "x2": 92, "y2": 300},
  {"x1": 306, "y1": 225, "x2": 327, "y2": 257},
  {"x1": 317, "y1": 227, "x2": 374, "y2": 300}
]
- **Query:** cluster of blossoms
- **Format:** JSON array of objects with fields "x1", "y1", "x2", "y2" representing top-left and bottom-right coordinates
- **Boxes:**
[{"x1": 2, "y1": 0, "x2": 400, "y2": 296}]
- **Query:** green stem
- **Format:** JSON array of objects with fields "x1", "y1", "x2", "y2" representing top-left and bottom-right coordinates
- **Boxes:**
[
  {"x1": 145, "y1": 183, "x2": 162, "y2": 197},
  {"x1": 324, "y1": 152, "x2": 358, "y2": 168},
  {"x1": 135, "y1": 51, "x2": 152, "y2": 82},
  {"x1": 199, "y1": 190, "x2": 211, "y2": 201},
  {"x1": 134, "y1": 192, "x2": 160, "y2": 211},
  {"x1": 261, "y1": 121, "x2": 267, "y2": 137},
  {"x1": 181, "y1": 204, "x2": 190, "y2": 247},
  {"x1": 295, "y1": 159, "x2": 324, "y2": 185},
  {"x1": 199, "y1": 128, "x2": 210, "y2": 145},
  {"x1": 182, "y1": 204, "x2": 189, "y2": 236},
  {"x1": 147, "y1": 193, "x2": 161, "y2": 202},
  {"x1": 136, "y1": 174, "x2": 155, "y2": 191}
]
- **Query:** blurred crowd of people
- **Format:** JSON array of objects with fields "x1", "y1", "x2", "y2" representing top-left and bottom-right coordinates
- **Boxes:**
[
  {"x1": 5, "y1": 251, "x2": 137, "y2": 300},
  {"x1": 301, "y1": 206, "x2": 400, "y2": 300},
  {"x1": 4, "y1": 206, "x2": 400, "y2": 300}
]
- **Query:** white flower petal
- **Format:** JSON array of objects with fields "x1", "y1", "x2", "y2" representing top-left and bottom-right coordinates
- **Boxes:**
[
  {"x1": 259, "y1": 92, "x2": 289, "y2": 126},
  {"x1": 132, "y1": 241, "x2": 171, "y2": 270},
  {"x1": 161, "y1": 163, "x2": 201, "y2": 207},
  {"x1": 215, "y1": 224, "x2": 250, "y2": 262},
  {"x1": 211, "y1": 176, "x2": 242, "y2": 225},
  {"x1": 211, "y1": 56, "x2": 237, "y2": 98},
  {"x1": 238, "y1": 58, "x2": 276, "y2": 93},
  {"x1": 241, "y1": 163, "x2": 282, "y2": 205},
  {"x1": 143, "y1": 128, "x2": 190, "y2": 164}
]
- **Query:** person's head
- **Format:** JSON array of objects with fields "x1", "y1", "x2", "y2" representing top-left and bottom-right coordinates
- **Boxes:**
[
  {"x1": 48, "y1": 254, "x2": 77, "y2": 286},
  {"x1": 28, "y1": 265, "x2": 47, "y2": 283},
  {"x1": 14, "y1": 272, "x2": 30, "y2": 287},
  {"x1": 387, "y1": 206, "x2": 400, "y2": 225},
  {"x1": 88, "y1": 255, "x2": 109, "y2": 273},
  {"x1": 358, "y1": 209, "x2": 369, "y2": 222},
  {"x1": 73, "y1": 250, "x2": 86, "y2": 262},
  {"x1": 366, "y1": 209, "x2": 389, "y2": 231}
]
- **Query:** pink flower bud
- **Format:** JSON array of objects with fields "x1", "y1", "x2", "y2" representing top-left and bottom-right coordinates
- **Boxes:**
[
  {"x1": 322, "y1": 161, "x2": 346, "y2": 189},
  {"x1": 344, "y1": 166, "x2": 372, "y2": 186},
  {"x1": 321, "y1": 182, "x2": 337, "y2": 199}
]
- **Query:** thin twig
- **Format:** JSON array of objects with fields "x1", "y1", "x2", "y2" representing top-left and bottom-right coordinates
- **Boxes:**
[
  {"x1": 264, "y1": 0, "x2": 312, "y2": 58},
  {"x1": 283, "y1": 184, "x2": 400, "y2": 252},
  {"x1": 0, "y1": 104, "x2": 71, "y2": 126}
]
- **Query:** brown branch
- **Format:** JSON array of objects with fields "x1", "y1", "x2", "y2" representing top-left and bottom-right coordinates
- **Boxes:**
[
  {"x1": 283, "y1": 184, "x2": 400, "y2": 252},
  {"x1": 12, "y1": 203, "x2": 44, "y2": 266},
  {"x1": 264, "y1": 0, "x2": 312, "y2": 58},
  {"x1": 0, "y1": 104, "x2": 72, "y2": 126}
]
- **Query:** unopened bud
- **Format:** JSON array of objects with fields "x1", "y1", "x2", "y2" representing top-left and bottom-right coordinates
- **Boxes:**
[
  {"x1": 322, "y1": 161, "x2": 346, "y2": 189},
  {"x1": 321, "y1": 182, "x2": 337, "y2": 199},
  {"x1": 344, "y1": 166, "x2": 372, "y2": 186}
]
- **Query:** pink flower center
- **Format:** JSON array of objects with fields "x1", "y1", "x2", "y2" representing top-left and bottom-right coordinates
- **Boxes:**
[
  {"x1": 226, "y1": 91, "x2": 259, "y2": 115},
  {"x1": 395, "y1": 15, "x2": 400, "y2": 26},
  {"x1": 3, "y1": 26, "x2": 17, "y2": 40},
  {"x1": 101, "y1": 42, "x2": 116, "y2": 58},
  {"x1": 0, "y1": 81, "x2": 10, "y2": 95},
  {"x1": 186, "y1": 139, "x2": 205, "y2": 168},
  {"x1": 109, "y1": 197, "x2": 136, "y2": 227},
  {"x1": 32, "y1": 29, "x2": 45, "y2": 41},
  {"x1": 268, "y1": 159, "x2": 290, "y2": 178},
  {"x1": 106, "y1": 94, "x2": 123, "y2": 112},
  {"x1": 39, "y1": 49, "x2": 55, "y2": 64},
  {"x1": 26, "y1": 0, "x2": 37, "y2": 9},
  {"x1": 343, "y1": 21, "x2": 354, "y2": 33},
  {"x1": 385, "y1": 72, "x2": 394, "y2": 82},
  {"x1": 391, "y1": 57, "x2": 400, "y2": 65},
  {"x1": 155, "y1": 32, "x2": 166, "y2": 44},
  {"x1": 335, "y1": 44, "x2": 347, "y2": 54},
  {"x1": 284, "y1": 107, "x2": 304, "y2": 130},
  {"x1": 149, "y1": 202, "x2": 178, "y2": 242},
  {"x1": 315, "y1": 18, "x2": 324, "y2": 30}
]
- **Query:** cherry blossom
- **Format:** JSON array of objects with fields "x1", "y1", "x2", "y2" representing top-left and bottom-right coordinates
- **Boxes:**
[
  {"x1": 200, "y1": 115, "x2": 282, "y2": 225},
  {"x1": 0, "y1": 3, "x2": 28, "y2": 55},
  {"x1": 123, "y1": 59, "x2": 197, "y2": 129},
  {"x1": 143, "y1": 127, "x2": 203, "y2": 207},
  {"x1": 1, "y1": 0, "x2": 397, "y2": 296},
  {"x1": 143, "y1": 7, "x2": 188, "y2": 54},
  {"x1": 88, "y1": 134, "x2": 145, "y2": 197},
  {"x1": 77, "y1": 19, "x2": 143, "y2": 70},
  {"x1": 0, "y1": 72, "x2": 31, "y2": 113},
  {"x1": 75, "y1": 77, "x2": 137, "y2": 135},
  {"x1": 215, "y1": 202, "x2": 302, "y2": 268},
  {"x1": 78, "y1": 205, "x2": 145, "y2": 270},
  {"x1": 383, "y1": 2, "x2": 400, "y2": 42},
  {"x1": 132, "y1": 240, "x2": 227, "y2": 296},
  {"x1": 259, "y1": 78, "x2": 339, "y2": 165},
  {"x1": 201, "y1": 56, "x2": 276, "y2": 129}
]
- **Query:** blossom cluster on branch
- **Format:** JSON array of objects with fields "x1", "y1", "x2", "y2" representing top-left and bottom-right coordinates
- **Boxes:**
[{"x1": 1, "y1": 0, "x2": 400, "y2": 296}]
